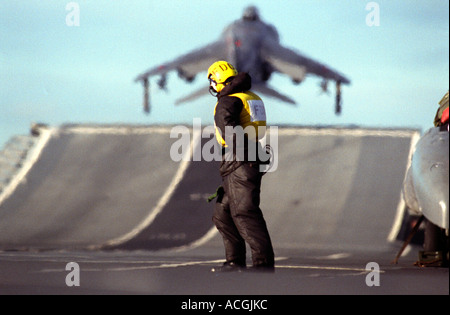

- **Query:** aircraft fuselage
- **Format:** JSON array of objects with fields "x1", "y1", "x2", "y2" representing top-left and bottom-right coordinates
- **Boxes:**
[{"x1": 222, "y1": 19, "x2": 278, "y2": 84}]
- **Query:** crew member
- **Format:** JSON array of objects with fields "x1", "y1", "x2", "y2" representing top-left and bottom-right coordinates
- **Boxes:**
[
  {"x1": 433, "y1": 90, "x2": 449, "y2": 131},
  {"x1": 208, "y1": 60, "x2": 275, "y2": 272}
]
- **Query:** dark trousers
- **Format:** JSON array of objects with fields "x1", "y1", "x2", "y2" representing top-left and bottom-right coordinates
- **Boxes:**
[{"x1": 212, "y1": 163, "x2": 274, "y2": 267}]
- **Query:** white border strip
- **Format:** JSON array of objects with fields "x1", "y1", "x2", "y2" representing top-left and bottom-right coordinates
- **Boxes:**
[{"x1": 0, "y1": 128, "x2": 54, "y2": 206}]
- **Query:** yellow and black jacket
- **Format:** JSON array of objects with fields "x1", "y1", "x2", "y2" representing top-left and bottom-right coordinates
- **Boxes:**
[{"x1": 214, "y1": 72, "x2": 267, "y2": 177}]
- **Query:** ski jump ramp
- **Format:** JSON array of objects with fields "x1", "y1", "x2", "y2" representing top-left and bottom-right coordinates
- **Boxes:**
[{"x1": 0, "y1": 124, "x2": 419, "y2": 253}]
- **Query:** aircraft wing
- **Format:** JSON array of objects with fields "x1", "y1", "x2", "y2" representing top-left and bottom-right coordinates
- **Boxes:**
[
  {"x1": 261, "y1": 40, "x2": 351, "y2": 85},
  {"x1": 134, "y1": 40, "x2": 227, "y2": 113},
  {"x1": 252, "y1": 83, "x2": 296, "y2": 105},
  {"x1": 135, "y1": 40, "x2": 227, "y2": 83},
  {"x1": 174, "y1": 82, "x2": 299, "y2": 107},
  {"x1": 174, "y1": 85, "x2": 210, "y2": 105}
]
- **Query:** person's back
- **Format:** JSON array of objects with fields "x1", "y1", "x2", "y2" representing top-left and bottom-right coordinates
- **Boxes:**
[{"x1": 213, "y1": 71, "x2": 267, "y2": 176}]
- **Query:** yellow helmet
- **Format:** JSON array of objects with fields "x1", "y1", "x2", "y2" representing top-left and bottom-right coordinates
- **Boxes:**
[{"x1": 207, "y1": 61, "x2": 238, "y2": 94}]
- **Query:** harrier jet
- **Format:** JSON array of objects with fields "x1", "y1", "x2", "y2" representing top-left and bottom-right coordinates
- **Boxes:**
[
  {"x1": 135, "y1": 6, "x2": 351, "y2": 115},
  {"x1": 396, "y1": 92, "x2": 449, "y2": 266}
]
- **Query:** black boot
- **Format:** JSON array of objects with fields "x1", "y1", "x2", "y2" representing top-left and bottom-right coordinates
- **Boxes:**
[{"x1": 211, "y1": 261, "x2": 246, "y2": 273}]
